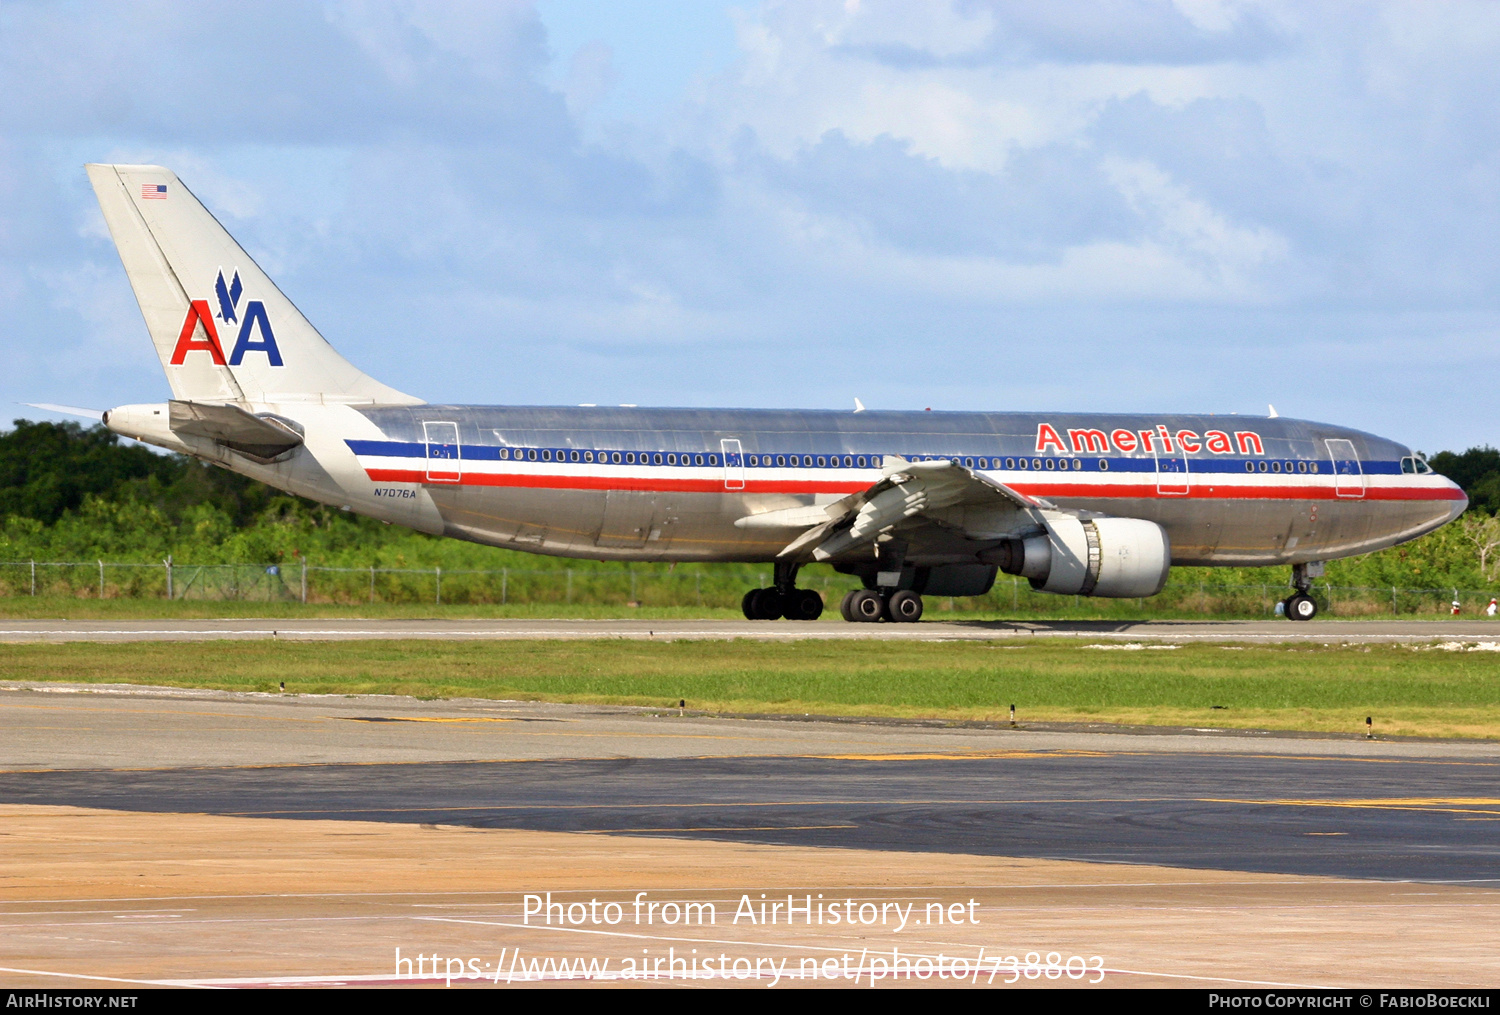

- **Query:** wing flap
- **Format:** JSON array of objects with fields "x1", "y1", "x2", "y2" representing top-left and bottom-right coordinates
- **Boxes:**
[{"x1": 776, "y1": 456, "x2": 1044, "y2": 560}]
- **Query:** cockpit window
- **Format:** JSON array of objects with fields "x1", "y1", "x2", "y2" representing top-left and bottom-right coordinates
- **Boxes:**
[{"x1": 1402, "y1": 455, "x2": 1434, "y2": 475}]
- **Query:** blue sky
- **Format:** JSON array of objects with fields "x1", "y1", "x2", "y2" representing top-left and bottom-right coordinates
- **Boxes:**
[{"x1": 0, "y1": 1, "x2": 1496, "y2": 451}]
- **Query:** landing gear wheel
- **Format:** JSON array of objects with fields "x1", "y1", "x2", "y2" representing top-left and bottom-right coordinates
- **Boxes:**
[
  {"x1": 840, "y1": 590, "x2": 860, "y2": 622},
  {"x1": 786, "y1": 588, "x2": 823, "y2": 621},
  {"x1": 1285, "y1": 593, "x2": 1317, "y2": 621},
  {"x1": 741, "y1": 589, "x2": 759, "y2": 620},
  {"x1": 886, "y1": 589, "x2": 923, "y2": 623},
  {"x1": 754, "y1": 588, "x2": 784, "y2": 620},
  {"x1": 846, "y1": 588, "x2": 884, "y2": 623}
]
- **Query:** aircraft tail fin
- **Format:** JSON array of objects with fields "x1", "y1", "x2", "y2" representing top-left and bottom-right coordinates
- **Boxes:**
[{"x1": 85, "y1": 164, "x2": 420, "y2": 407}]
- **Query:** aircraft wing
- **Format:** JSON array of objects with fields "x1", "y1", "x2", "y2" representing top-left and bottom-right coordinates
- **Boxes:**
[{"x1": 772, "y1": 456, "x2": 1048, "y2": 561}]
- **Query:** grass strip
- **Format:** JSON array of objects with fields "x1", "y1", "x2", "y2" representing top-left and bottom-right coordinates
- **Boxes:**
[{"x1": 2, "y1": 639, "x2": 1497, "y2": 740}]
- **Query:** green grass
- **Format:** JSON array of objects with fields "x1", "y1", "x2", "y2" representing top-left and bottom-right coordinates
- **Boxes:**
[{"x1": 2, "y1": 639, "x2": 1497, "y2": 739}]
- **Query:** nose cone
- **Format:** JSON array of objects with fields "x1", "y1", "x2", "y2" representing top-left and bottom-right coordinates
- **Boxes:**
[{"x1": 1447, "y1": 481, "x2": 1470, "y2": 524}]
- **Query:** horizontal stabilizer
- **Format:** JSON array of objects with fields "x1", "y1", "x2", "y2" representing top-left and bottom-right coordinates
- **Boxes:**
[
  {"x1": 25, "y1": 403, "x2": 105, "y2": 421},
  {"x1": 169, "y1": 400, "x2": 303, "y2": 461}
]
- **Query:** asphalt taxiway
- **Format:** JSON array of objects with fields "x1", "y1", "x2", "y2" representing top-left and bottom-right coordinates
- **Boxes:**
[{"x1": 2, "y1": 683, "x2": 1498, "y2": 988}]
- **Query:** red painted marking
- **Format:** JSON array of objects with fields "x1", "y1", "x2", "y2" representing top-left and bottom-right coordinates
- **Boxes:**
[
  {"x1": 361, "y1": 469, "x2": 1464, "y2": 502},
  {"x1": 168, "y1": 299, "x2": 226, "y2": 365}
]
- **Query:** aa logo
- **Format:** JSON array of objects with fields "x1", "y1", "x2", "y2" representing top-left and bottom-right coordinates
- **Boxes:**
[{"x1": 169, "y1": 269, "x2": 283, "y2": 367}]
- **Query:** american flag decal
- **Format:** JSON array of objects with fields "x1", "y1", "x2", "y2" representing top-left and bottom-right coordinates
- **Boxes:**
[{"x1": 141, "y1": 184, "x2": 167, "y2": 200}]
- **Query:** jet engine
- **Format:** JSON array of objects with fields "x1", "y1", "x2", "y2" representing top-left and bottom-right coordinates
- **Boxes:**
[{"x1": 982, "y1": 517, "x2": 1171, "y2": 598}]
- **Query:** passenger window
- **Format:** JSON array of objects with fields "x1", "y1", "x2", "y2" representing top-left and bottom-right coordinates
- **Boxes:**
[
  {"x1": 1271, "y1": 462, "x2": 1281, "y2": 473},
  {"x1": 1031, "y1": 459, "x2": 1042, "y2": 470},
  {"x1": 542, "y1": 449, "x2": 552, "y2": 461},
  {"x1": 1245, "y1": 461, "x2": 1254, "y2": 472},
  {"x1": 1258, "y1": 461, "x2": 1268, "y2": 472},
  {"x1": 842, "y1": 455, "x2": 852, "y2": 467},
  {"x1": 1005, "y1": 458, "x2": 1015, "y2": 469},
  {"x1": 856, "y1": 456, "x2": 867, "y2": 468},
  {"x1": 667, "y1": 453, "x2": 677, "y2": 465},
  {"x1": 611, "y1": 452, "x2": 621, "y2": 464},
  {"x1": 1098, "y1": 459, "x2": 1109, "y2": 471},
  {"x1": 1072, "y1": 459, "x2": 1082, "y2": 470},
  {"x1": 527, "y1": 449, "x2": 537, "y2": 461},
  {"x1": 1044, "y1": 459, "x2": 1055, "y2": 470},
  {"x1": 499, "y1": 448, "x2": 510, "y2": 460},
  {"x1": 709, "y1": 454, "x2": 718, "y2": 466},
  {"x1": 625, "y1": 452, "x2": 635, "y2": 464},
  {"x1": 1018, "y1": 459, "x2": 1029, "y2": 470}
]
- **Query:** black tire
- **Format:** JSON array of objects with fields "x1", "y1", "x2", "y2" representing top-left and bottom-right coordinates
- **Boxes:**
[
  {"x1": 848, "y1": 588, "x2": 884, "y2": 623},
  {"x1": 788, "y1": 588, "x2": 823, "y2": 621},
  {"x1": 886, "y1": 589, "x2": 923, "y2": 623},
  {"x1": 742, "y1": 589, "x2": 759, "y2": 620},
  {"x1": 754, "y1": 588, "x2": 784, "y2": 621},
  {"x1": 839, "y1": 590, "x2": 859, "y2": 622},
  {"x1": 1286, "y1": 593, "x2": 1317, "y2": 621}
]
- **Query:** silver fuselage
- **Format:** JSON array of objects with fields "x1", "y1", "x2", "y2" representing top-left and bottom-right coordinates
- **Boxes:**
[{"x1": 297, "y1": 406, "x2": 1463, "y2": 570}]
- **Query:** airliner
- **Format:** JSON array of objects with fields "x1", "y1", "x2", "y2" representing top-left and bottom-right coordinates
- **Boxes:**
[{"x1": 75, "y1": 164, "x2": 1467, "y2": 623}]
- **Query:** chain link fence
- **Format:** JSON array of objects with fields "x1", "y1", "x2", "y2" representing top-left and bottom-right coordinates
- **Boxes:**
[
  {"x1": 0, "y1": 559, "x2": 797, "y2": 608},
  {"x1": 0, "y1": 560, "x2": 1494, "y2": 616}
]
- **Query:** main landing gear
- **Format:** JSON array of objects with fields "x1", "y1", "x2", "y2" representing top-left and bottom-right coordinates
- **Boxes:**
[
  {"x1": 1281, "y1": 563, "x2": 1318, "y2": 622},
  {"x1": 742, "y1": 561, "x2": 824, "y2": 621},
  {"x1": 839, "y1": 588, "x2": 924, "y2": 624}
]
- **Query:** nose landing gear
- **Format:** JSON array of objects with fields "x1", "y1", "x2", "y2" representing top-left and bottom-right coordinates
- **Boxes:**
[{"x1": 1280, "y1": 563, "x2": 1319, "y2": 621}]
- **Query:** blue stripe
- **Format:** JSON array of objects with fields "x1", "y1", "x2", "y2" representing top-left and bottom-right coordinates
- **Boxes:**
[{"x1": 345, "y1": 439, "x2": 1402, "y2": 476}]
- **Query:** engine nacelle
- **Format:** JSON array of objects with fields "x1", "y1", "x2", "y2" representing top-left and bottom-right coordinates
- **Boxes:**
[{"x1": 983, "y1": 517, "x2": 1171, "y2": 598}]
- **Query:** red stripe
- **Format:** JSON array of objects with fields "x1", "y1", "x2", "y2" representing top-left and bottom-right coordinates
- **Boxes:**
[{"x1": 362, "y1": 469, "x2": 1463, "y2": 502}]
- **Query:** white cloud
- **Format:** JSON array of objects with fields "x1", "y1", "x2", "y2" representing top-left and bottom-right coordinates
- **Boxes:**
[{"x1": 0, "y1": 0, "x2": 1496, "y2": 449}]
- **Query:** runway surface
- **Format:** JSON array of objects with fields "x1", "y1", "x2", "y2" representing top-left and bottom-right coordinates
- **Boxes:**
[
  {"x1": 3, "y1": 684, "x2": 1498, "y2": 882},
  {"x1": 0, "y1": 617, "x2": 1497, "y2": 643},
  {"x1": 3, "y1": 684, "x2": 1499, "y2": 988}
]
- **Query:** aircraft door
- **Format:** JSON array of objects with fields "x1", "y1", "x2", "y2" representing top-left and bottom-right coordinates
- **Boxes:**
[
  {"x1": 423, "y1": 421, "x2": 461, "y2": 484},
  {"x1": 721, "y1": 438, "x2": 745, "y2": 490},
  {"x1": 1154, "y1": 442, "x2": 1189, "y2": 495},
  {"x1": 1325, "y1": 439, "x2": 1364, "y2": 499}
]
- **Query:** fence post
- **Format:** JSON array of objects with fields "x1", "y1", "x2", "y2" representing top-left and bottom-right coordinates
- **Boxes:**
[
  {"x1": 1392, "y1": 587, "x2": 1397, "y2": 615},
  {"x1": 300, "y1": 560, "x2": 307, "y2": 604},
  {"x1": 435, "y1": 566, "x2": 441, "y2": 605},
  {"x1": 502, "y1": 567, "x2": 507, "y2": 605},
  {"x1": 29, "y1": 559, "x2": 35, "y2": 596},
  {"x1": 370, "y1": 564, "x2": 376, "y2": 604},
  {"x1": 99, "y1": 560, "x2": 104, "y2": 599},
  {"x1": 164, "y1": 556, "x2": 172, "y2": 600}
]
